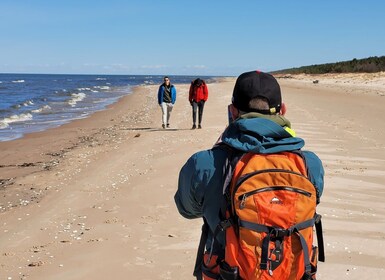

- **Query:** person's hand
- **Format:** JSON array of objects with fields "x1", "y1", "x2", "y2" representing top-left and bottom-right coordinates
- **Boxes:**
[{"x1": 190, "y1": 100, "x2": 193, "y2": 106}]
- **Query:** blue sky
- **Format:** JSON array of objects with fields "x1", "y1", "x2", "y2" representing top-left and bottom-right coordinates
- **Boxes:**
[{"x1": 1, "y1": 0, "x2": 384, "y2": 75}]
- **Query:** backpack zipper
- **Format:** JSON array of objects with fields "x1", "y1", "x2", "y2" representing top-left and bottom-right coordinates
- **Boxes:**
[
  {"x1": 233, "y1": 169, "x2": 312, "y2": 206},
  {"x1": 238, "y1": 186, "x2": 312, "y2": 209},
  {"x1": 236, "y1": 169, "x2": 309, "y2": 187}
]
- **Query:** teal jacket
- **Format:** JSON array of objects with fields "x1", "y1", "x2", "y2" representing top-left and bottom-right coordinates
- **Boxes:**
[{"x1": 175, "y1": 114, "x2": 324, "y2": 237}]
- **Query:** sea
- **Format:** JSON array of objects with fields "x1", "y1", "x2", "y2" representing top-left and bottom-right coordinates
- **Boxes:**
[{"x1": 0, "y1": 73, "x2": 215, "y2": 142}]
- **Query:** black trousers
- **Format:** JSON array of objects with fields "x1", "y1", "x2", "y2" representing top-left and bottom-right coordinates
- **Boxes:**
[{"x1": 192, "y1": 100, "x2": 205, "y2": 125}]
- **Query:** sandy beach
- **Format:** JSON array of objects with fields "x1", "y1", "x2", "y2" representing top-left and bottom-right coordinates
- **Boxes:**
[{"x1": 1, "y1": 73, "x2": 385, "y2": 280}]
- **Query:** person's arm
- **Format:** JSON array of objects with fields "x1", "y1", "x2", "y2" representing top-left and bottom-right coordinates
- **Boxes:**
[
  {"x1": 157, "y1": 86, "x2": 162, "y2": 105},
  {"x1": 175, "y1": 153, "x2": 205, "y2": 218},
  {"x1": 203, "y1": 83, "x2": 208, "y2": 101},
  {"x1": 302, "y1": 151, "x2": 324, "y2": 203},
  {"x1": 175, "y1": 148, "x2": 220, "y2": 219},
  {"x1": 171, "y1": 85, "x2": 177, "y2": 104},
  {"x1": 189, "y1": 83, "x2": 194, "y2": 104}
]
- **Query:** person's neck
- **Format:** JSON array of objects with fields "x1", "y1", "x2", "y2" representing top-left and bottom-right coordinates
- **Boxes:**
[{"x1": 239, "y1": 112, "x2": 292, "y2": 128}]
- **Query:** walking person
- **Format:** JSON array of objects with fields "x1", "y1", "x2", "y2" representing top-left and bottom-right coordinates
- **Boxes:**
[
  {"x1": 158, "y1": 76, "x2": 176, "y2": 129},
  {"x1": 175, "y1": 71, "x2": 325, "y2": 279},
  {"x1": 189, "y1": 78, "x2": 208, "y2": 129}
]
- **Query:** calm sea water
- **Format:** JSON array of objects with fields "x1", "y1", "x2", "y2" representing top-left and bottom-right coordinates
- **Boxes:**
[{"x1": 0, "y1": 74, "x2": 215, "y2": 141}]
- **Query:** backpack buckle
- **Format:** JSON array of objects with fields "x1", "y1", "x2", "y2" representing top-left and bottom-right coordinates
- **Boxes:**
[
  {"x1": 219, "y1": 219, "x2": 232, "y2": 231},
  {"x1": 272, "y1": 228, "x2": 291, "y2": 238}
]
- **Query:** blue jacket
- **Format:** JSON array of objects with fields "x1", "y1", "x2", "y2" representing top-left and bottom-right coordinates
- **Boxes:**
[
  {"x1": 175, "y1": 115, "x2": 324, "y2": 239},
  {"x1": 158, "y1": 84, "x2": 176, "y2": 104}
]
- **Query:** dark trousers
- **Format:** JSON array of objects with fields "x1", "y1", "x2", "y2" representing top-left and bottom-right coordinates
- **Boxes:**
[{"x1": 192, "y1": 101, "x2": 205, "y2": 125}]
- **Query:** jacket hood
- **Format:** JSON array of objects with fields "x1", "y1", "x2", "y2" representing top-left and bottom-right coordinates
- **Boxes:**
[{"x1": 220, "y1": 117, "x2": 305, "y2": 153}]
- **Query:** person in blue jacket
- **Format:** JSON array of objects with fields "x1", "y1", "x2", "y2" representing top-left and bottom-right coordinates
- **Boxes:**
[
  {"x1": 174, "y1": 71, "x2": 324, "y2": 278},
  {"x1": 158, "y1": 76, "x2": 177, "y2": 129}
]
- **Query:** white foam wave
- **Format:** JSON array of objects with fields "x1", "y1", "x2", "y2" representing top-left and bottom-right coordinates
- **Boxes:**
[
  {"x1": 31, "y1": 105, "x2": 51, "y2": 113},
  {"x1": 12, "y1": 80, "x2": 25, "y2": 83},
  {"x1": 68, "y1": 92, "x2": 86, "y2": 107},
  {"x1": 23, "y1": 100, "x2": 34, "y2": 106},
  {"x1": 0, "y1": 122, "x2": 9, "y2": 129},
  {"x1": 94, "y1": 86, "x2": 110, "y2": 90},
  {"x1": 77, "y1": 87, "x2": 91, "y2": 91},
  {"x1": 0, "y1": 113, "x2": 33, "y2": 127},
  {"x1": 96, "y1": 78, "x2": 106, "y2": 80}
]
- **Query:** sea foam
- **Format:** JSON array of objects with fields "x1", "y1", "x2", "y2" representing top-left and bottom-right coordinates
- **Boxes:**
[
  {"x1": 0, "y1": 113, "x2": 33, "y2": 128},
  {"x1": 22, "y1": 100, "x2": 34, "y2": 106},
  {"x1": 31, "y1": 105, "x2": 51, "y2": 113},
  {"x1": 68, "y1": 92, "x2": 86, "y2": 107}
]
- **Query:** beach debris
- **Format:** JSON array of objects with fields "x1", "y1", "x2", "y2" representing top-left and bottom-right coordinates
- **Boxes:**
[
  {"x1": 313, "y1": 80, "x2": 319, "y2": 84},
  {"x1": 0, "y1": 178, "x2": 14, "y2": 188},
  {"x1": 87, "y1": 238, "x2": 105, "y2": 242},
  {"x1": 134, "y1": 133, "x2": 141, "y2": 138},
  {"x1": 28, "y1": 261, "x2": 44, "y2": 267},
  {"x1": 168, "y1": 234, "x2": 177, "y2": 238},
  {"x1": 104, "y1": 217, "x2": 120, "y2": 224}
]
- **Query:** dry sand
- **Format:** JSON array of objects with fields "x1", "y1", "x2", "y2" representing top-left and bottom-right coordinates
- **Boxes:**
[{"x1": 0, "y1": 74, "x2": 384, "y2": 279}]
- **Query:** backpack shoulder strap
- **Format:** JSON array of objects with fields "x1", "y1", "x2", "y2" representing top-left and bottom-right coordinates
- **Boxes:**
[{"x1": 193, "y1": 218, "x2": 209, "y2": 280}]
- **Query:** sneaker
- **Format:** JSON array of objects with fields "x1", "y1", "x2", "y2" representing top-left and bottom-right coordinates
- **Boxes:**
[
  {"x1": 198, "y1": 124, "x2": 202, "y2": 129},
  {"x1": 162, "y1": 124, "x2": 165, "y2": 129},
  {"x1": 192, "y1": 124, "x2": 196, "y2": 129},
  {"x1": 166, "y1": 124, "x2": 170, "y2": 128}
]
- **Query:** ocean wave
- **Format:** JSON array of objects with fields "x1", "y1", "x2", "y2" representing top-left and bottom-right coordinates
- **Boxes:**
[
  {"x1": 68, "y1": 92, "x2": 86, "y2": 107},
  {"x1": 77, "y1": 87, "x2": 91, "y2": 91},
  {"x1": 0, "y1": 122, "x2": 9, "y2": 129},
  {"x1": 11, "y1": 100, "x2": 34, "y2": 109},
  {"x1": 31, "y1": 105, "x2": 51, "y2": 113},
  {"x1": 0, "y1": 113, "x2": 33, "y2": 128},
  {"x1": 12, "y1": 80, "x2": 25, "y2": 83},
  {"x1": 96, "y1": 78, "x2": 106, "y2": 80},
  {"x1": 23, "y1": 100, "x2": 34, "y2": 106},
  {"x1": 94, "y1": 86, "x2": 110, "y2": 90}
]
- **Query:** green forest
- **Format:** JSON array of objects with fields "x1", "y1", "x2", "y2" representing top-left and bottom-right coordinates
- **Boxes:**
[{"x1": 273, "y1": 56, "x2": 385, "y2": 74}]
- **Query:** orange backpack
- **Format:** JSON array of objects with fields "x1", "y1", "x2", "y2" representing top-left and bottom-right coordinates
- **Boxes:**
[{"x1": 195, "y1": 151, "x2": 324, "y2": 280}]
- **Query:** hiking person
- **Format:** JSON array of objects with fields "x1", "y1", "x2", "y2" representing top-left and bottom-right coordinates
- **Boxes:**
[
  {"x1": 189, "y1": 78, "x2": 208, "y2": 129},
  {"x1": 175, "y1": 71, "x2": 325, "y2": 279},
  {"x1": 158, "y1": 76, "x2": 176, "y2": 129}
]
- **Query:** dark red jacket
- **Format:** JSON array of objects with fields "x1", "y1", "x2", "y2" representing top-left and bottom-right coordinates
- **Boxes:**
[{"x1": 189, "y1": 79, "x2": 208, "y2": 102}]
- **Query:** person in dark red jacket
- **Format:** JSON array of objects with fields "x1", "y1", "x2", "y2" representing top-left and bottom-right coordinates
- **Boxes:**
[{"x1": 189, "y1": 78, "x2": 208, "y2": 129}]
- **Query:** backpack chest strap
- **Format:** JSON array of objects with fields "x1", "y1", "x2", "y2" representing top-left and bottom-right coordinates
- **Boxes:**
[{"x1": 238, "y1": 217, "x2": 317, "y2": 274}]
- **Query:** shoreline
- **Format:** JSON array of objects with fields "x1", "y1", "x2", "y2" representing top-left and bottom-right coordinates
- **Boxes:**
[
  {"x1": 1, "y1": 74, "x2": 384, "y2": 279},
  {"x1": 0, "y1": 77, "x2": 228, "y2": 213},
  {"x1": 0, "y1": 84, "x2": 152, "y2": 212}
]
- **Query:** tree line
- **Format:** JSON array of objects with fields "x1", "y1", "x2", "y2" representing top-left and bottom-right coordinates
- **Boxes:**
[{"x1": 273, "y1": 56, "x2": 385, "y2": 74}]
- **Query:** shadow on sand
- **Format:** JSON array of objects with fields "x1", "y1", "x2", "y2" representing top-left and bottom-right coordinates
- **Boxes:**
[{"x1": 121, "y1": 127, "x2": 193, "y2": 132}]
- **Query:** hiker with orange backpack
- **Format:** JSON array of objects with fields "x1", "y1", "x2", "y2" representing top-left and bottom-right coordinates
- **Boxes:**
[{"x1": 175, "y1": 71, "x2": 325, "y2": 280}]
